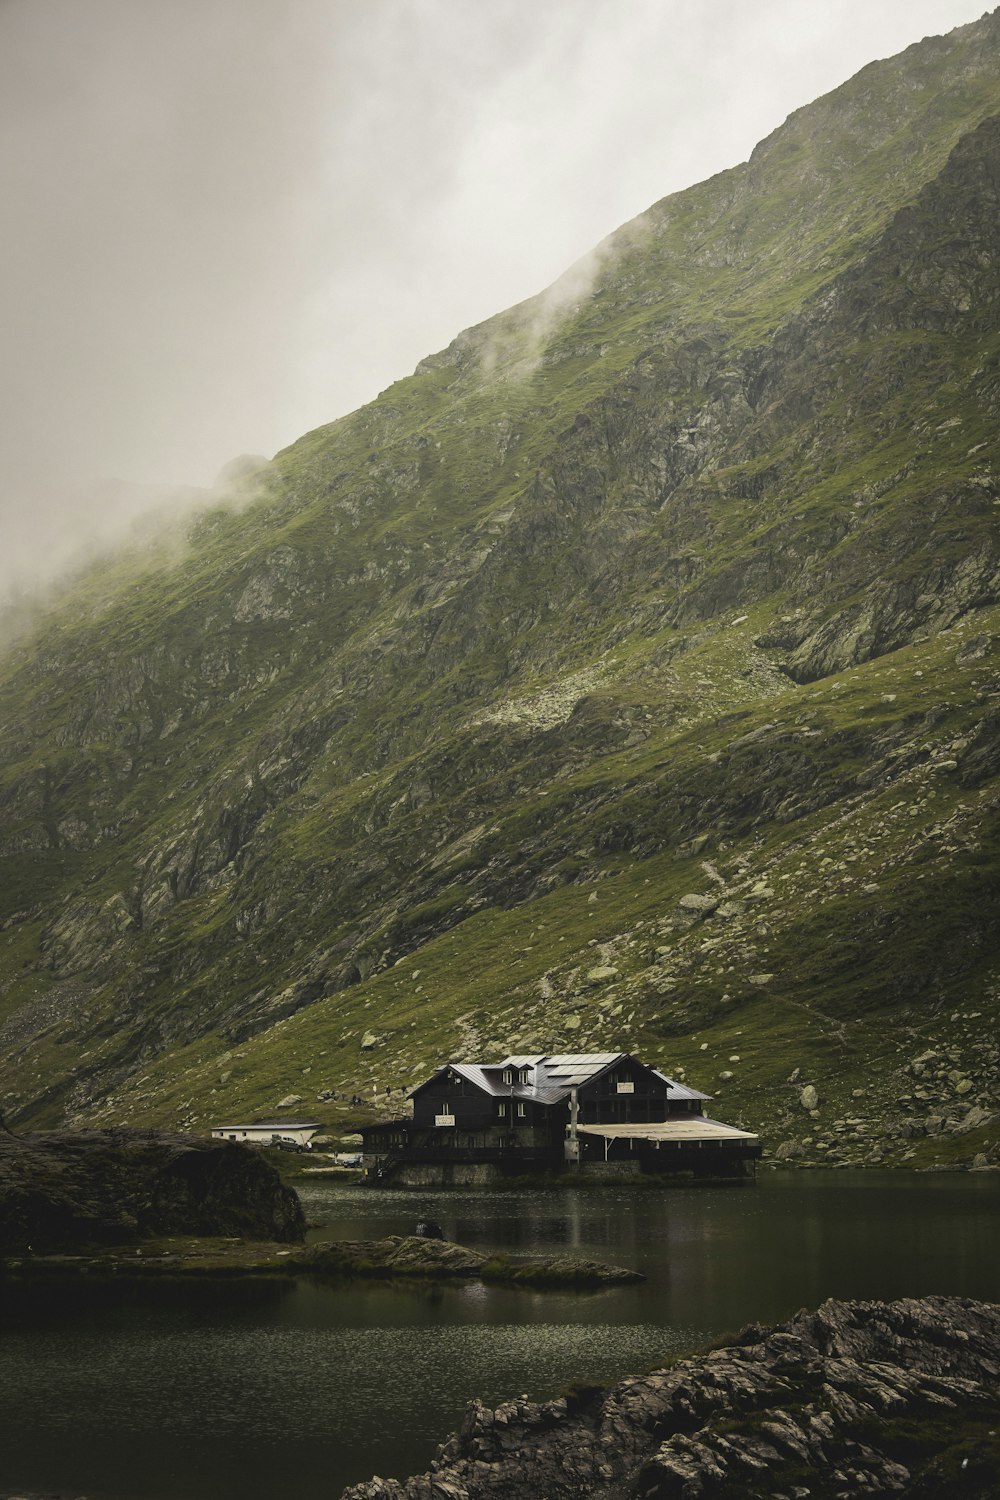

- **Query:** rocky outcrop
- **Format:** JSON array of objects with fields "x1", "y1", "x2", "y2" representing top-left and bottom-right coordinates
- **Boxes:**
[
  {"x1": 305, "y1": 1234, "x2": 488, "y2": 1280},
  {"x1": 342, "y1": 1296, "x2": 1000, "y2": 1500},
  {"x1": 0, "y1": 1129, "x2": 305, "y2": 1251},
  {"x1": 304, "y1": 1236, "x2": 643, "y2": 1287},
  {"x1": 2, "y1": 1230, "x2": 643, "y2": 1288}
]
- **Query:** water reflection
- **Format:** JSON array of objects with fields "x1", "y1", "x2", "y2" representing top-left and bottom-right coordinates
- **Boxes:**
[
  {"x1": 1, "y1": 1172, "x2": 997, "y2": 1500},
  {"x1": 0, "y1": 1271, "x2": 295, "y2": 1330}
]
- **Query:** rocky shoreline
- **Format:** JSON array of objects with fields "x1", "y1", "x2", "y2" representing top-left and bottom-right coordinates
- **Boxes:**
[{"x1": 342, "y1": 1295, "x2": 1000, "y2": 1499}]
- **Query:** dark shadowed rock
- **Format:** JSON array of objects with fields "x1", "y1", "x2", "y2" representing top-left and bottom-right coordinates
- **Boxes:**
[
  {"x1": 341, "y1": 1295, "x2": 1000, "y2": 1499},
  {"x1": 0, "y1": 1129, "x2": 305, "y2": 1251}
]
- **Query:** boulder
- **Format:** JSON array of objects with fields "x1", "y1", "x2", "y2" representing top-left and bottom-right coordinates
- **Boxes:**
[
  {"x1": 677, "y1": 893, "x2": 719, "y2": 916},
  {"x1": 955, "y1": 632, "x2": 990, "y2": 664},
  {"x1": 584, "y1": 966, "x2": 619, "y2": 986},
  {"x1": 799, "y1": 1084, "x2": 819, "y2": 1111},
  {"x1": 957, "y1": 1106, "x2": 995, "y2": 1133}
]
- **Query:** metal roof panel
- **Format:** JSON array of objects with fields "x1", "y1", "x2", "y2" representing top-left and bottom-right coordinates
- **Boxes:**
[{"x1": 651, "y1": 1068, "x2": 712, "y2": 1101}]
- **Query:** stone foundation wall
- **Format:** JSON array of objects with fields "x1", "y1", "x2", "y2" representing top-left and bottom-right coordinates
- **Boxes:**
[
  {"x1": 392, "y1": 1162, "x2": 503, "y2": 1188},
  {"x1": 579, "y1": 1160, "x2": 642, "y2": 1179}
]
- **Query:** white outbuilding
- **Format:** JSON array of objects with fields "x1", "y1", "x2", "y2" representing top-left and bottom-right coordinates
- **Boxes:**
[{"x1": 210, "y1": 1119, "x2": 321, "y2": 1148}]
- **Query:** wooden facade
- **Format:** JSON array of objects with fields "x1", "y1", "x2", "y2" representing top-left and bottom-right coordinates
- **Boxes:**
[{"x1": 360, "y1": 1052, "x2": 759, "y2": 1183}]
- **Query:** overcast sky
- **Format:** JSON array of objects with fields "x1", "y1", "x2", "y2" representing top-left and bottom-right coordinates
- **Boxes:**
[{"x1": 0, "y1": 0, "x2": 990, "y2": 597}]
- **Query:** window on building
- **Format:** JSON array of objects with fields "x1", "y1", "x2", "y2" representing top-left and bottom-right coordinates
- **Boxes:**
[
  {"x1": 517, "y1": 1103, "x2": 526, "y2": 1117},
  {"x1": 502, "y1": 1069, "x2": 513, "y2": 1084},
  {"x1": 496, "y1": 1102, "x2": 505, "y2": 1116}
]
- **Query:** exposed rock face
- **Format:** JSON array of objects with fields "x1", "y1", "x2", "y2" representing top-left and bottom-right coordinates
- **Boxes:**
[
  {"x1": 341, "y1": 1296, "x2": 1000, "y2": 1500},
  {"x1": 0, "y1": 1129, "x2": 305, "y2": 1251}
]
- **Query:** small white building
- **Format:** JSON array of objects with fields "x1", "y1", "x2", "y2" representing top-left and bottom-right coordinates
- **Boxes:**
[{"x1": 210, "y1": 1119, "x2": 321, "y2": 1149}]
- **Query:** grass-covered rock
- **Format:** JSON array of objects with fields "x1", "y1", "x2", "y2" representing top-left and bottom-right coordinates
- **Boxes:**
[
  {"x1": 2, "y1": 1231, "x2": 642, "y2": 1288},
  {"x1": 0, "y1": 1129, "x2": 305, "y2": 1253}
]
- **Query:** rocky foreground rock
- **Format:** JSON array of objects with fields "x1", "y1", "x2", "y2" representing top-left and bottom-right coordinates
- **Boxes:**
[
  {"x1": 342, "y1": 1296, "x2": 1000, "y2": 1499},
  {"x1": 0, "y1": 1129, "x2": 305, "y2": 1251}
]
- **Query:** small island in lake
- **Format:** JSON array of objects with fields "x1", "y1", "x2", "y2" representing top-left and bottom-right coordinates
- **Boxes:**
[{"x1": 0, "y1": 1129, "x2": 641, "y2": 1288}]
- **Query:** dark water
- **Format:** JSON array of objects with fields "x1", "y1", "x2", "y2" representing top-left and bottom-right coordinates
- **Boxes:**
[{"x1": 1, "y1": 1171, "x2": 998, "y2": 1500}]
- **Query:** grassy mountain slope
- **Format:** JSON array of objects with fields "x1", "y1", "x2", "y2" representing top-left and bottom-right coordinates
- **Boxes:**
[{"x1": 1, "y1": 11, "x2": 999, "y2": 1168}]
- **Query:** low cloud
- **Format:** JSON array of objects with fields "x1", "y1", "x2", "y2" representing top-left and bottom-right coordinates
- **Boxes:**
[{"x1": 0, "y1": 0, "x2": 986, "y2": 603}]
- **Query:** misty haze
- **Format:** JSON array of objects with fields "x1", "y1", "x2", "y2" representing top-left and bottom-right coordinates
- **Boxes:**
[{"x1": 0, "y1": 0, "x2": 990, "y2": 597}]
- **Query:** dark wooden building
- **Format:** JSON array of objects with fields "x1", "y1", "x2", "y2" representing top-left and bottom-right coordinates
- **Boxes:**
[{"x1": 360, "y1": 1052, "x2": 759, "y2": 1185}]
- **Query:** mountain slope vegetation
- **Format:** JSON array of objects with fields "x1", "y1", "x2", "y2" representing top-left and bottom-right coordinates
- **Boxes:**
[{"x1": 2, "y1": 11, "x2": 999, "y2": 1168}]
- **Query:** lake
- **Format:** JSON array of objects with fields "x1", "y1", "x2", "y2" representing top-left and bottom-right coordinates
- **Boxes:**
[{"x1": 1, "y1": 1170, "x2": 998, "y2": 1500}]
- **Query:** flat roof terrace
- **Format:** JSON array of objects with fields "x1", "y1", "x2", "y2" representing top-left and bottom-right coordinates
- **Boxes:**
[{"x1": 575, "y1": 1119, "x2": 758, "y2": 1144}]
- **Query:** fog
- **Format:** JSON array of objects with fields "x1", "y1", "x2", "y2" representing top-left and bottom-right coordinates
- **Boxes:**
[{"x1": 0, "y1": 0, "x2": 989, "y2": 598}]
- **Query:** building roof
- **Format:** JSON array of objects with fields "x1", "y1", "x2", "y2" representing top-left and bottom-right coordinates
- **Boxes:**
[
  {"x1": 211, "y1": 1120, "x2": 321, "y2": 1131},
  {"x1": 425, "y1": 1054, "x2": 623, "y2": 1105},
  {"x1": 576, "y1": 1118, "x2": 759, "y2": 1143},
  {"x1": 413, "y1": 1053, "x2": 709, "y2": 1105},
  {"x1": 652, "y1": 1069, "x2": 712, "y2": 1103}
]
